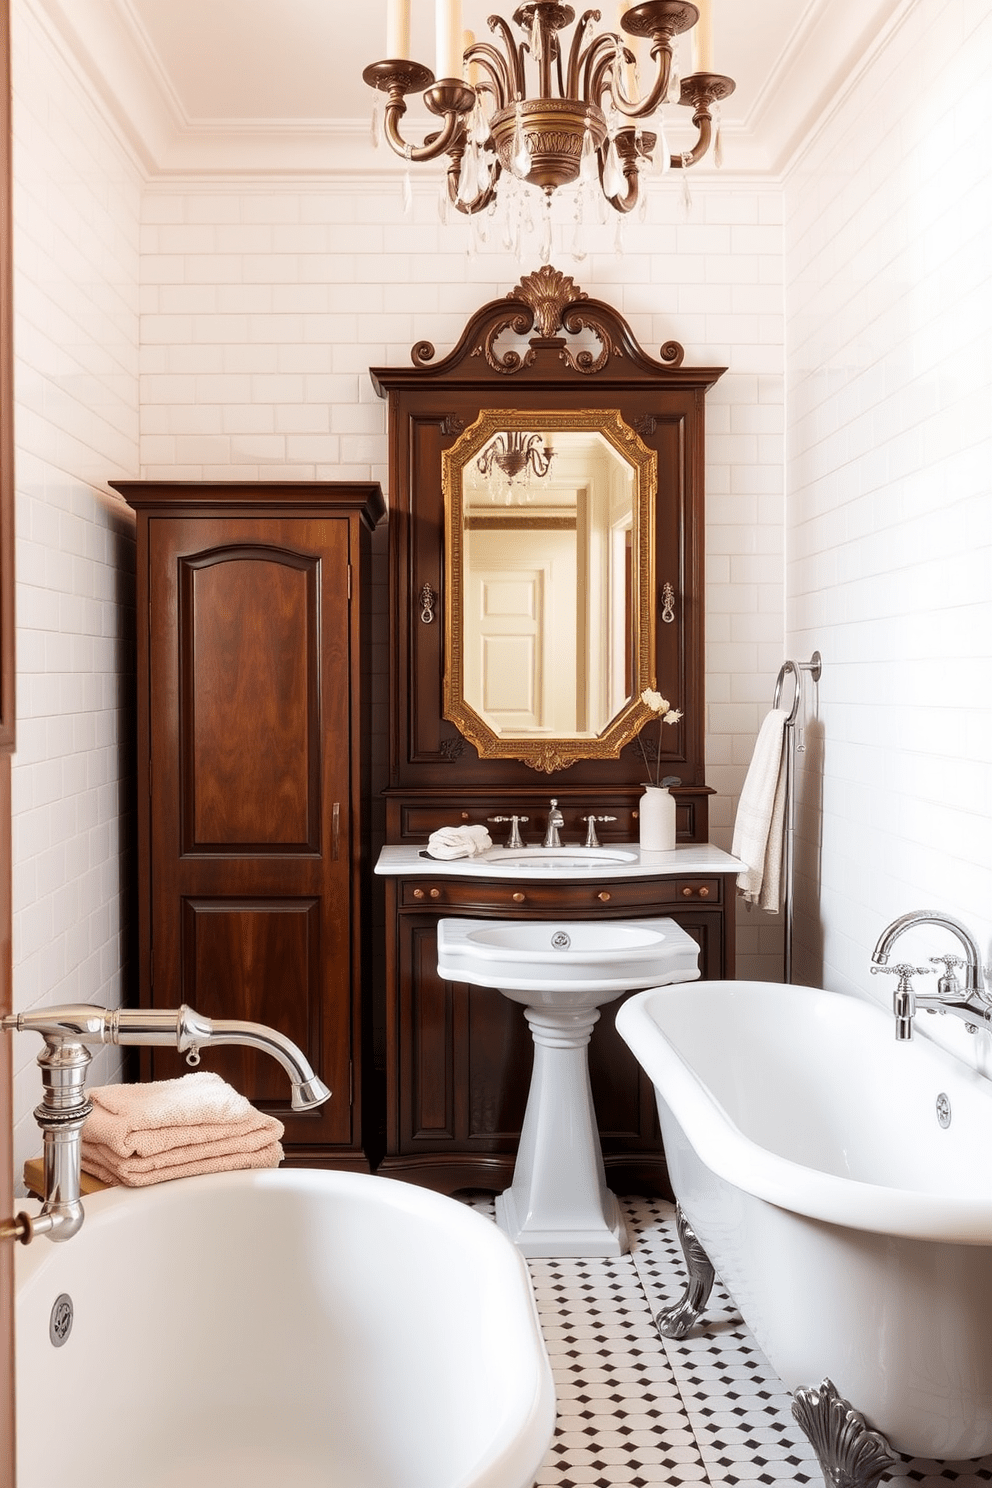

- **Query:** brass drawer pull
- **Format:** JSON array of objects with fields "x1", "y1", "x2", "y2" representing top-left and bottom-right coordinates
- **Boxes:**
[
  {"x1": 512, "y1": 892, "x2": 525, "y2": 903},
  {"x1": 597, "y1": 891, "x2": 611, "y2": 902},
  {"x1": 429, "y1": 888, "x2": 441, "y2": 899},
  {"x1": 699, "y1": 886, "x2": 710, "y2": 898},
  {"x1": 413, "y1": 888, "x2": 425, "y2": 899}
]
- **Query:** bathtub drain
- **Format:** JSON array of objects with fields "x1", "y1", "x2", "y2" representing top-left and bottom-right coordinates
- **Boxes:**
[
  {"x1": 49, "y1": 1293, "x2": 73, "y2": 1347},
  {"x1": 936, "y1": 1092, "x2": 951, "y2": 1129}
]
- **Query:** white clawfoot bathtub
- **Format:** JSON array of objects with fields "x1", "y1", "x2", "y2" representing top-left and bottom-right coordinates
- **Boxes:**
[
  {"x1": 16, "y1": 1168, "x2": 555, "y2": 1488},
  {"x1": 617, "y1": 980, "x2": 992, "y2": 1462}
]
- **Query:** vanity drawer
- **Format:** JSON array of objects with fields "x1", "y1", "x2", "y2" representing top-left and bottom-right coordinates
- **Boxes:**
[{"x1": 398, "y1": 875, "x2": 724, "y2": 913}]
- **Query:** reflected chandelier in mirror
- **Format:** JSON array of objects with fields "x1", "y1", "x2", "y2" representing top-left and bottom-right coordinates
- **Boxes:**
[{"x1": 443, "y1": 408, "x2": 656, "y2": 772}]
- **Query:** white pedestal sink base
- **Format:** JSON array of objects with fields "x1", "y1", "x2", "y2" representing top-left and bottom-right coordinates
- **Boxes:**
[
  {"x1": 434, "y1": 915, "x2": 700, "y2": 1260},
  {"x1": 494, "y1": 1005, "x2": 629, "y2": 1259}
]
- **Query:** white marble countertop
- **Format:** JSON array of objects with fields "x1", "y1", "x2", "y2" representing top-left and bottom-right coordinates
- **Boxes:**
[{"x1": 374, "y1": 842, "x2": 745, "y2": 882}]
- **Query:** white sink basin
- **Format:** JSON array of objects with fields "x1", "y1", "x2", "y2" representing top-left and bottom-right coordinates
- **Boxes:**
[
  {"x1": 484, "y1": 848, "x2": 639, "y2": 872},
  {"x1": 436, "y1": 916, "x2": 700, "y2": 1003}
]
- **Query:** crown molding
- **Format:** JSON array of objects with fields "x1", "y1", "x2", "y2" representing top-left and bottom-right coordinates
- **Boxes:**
[{"x1": 747, "y1": 0, "x2": 913, "y2": 176}]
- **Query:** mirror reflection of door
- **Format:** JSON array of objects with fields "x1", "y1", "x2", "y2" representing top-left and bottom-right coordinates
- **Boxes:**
[
  {"x1": 461, "y1": 428, "x2": 636, "y2": 739},
  {"x1": 465, "y1": 523, "x2": 577, "y2": 735}
]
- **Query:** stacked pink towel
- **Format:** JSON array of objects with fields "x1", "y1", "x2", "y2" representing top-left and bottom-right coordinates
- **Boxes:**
[{"x1": 81, "y1": 1072, "x2": 284, "y2": 1187}]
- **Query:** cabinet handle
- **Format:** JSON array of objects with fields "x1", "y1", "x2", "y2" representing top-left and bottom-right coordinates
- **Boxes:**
[
  {"x1": 512, "y1": 892, "x2": 525, "y2": 903},
  {"x1": 661, "y1": 581, "x2": 676, "y2": 624},
  {"x1": 698, "y1": 886, "x2": 710, "y2": 898},
  {"x1": 331, "y1": 802, "x2": 340, "y2": 861},
  {"x1": 419, "y1": 583, "x2": 436, "y2": 624},
  {"x1": 682, "y1": 886, "x2": 693, "y2": 897},
  {"x1": 413, "y1": 888, "x2": 425, "y2": 899},
  {"x1": 597, "y1": 891, "x2": 611, "y2": 902},
  {"x1": 681, "y1": 885, "x2": 711, "y2": 899},
  {"x1": 429, "y1": 888, "x2": 441, "y2": 899}
]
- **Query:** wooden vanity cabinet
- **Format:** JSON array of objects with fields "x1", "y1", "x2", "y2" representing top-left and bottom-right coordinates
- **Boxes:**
[
  {"x1": 381, "y1": 870, "x2": 735, "y2": 1196},
  {"x1": 114, "y1": 481, "x2": 385, "y2": 1170}
]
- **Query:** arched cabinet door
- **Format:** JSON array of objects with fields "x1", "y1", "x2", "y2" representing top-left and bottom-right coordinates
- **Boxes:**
[{"x1": 115, "y1": 482, "x2": 384, "y2": 1169}]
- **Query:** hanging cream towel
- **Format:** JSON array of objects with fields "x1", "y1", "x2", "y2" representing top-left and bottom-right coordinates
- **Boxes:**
[
  {"x1": 81, "y1": 1071, "x2": 284, "y2": 1187},
  {"x1": 425, "y1": 824, "x2": 493, "y2": 859},
  {"x1": 731, "y1": 707, "x2": 789, "y2": 912}
]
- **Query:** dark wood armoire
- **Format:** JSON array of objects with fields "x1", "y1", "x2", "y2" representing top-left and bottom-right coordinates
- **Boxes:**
[{"x1": 114, "y1": 480, "x2": 384, "y2": 1170}]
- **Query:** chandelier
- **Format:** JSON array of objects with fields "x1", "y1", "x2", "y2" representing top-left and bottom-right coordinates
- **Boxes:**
[
  {"x1": 477, "y1": 430, "x2": 554, "y2": 485},
  {"x1": 363, "y1": 2, "x2": 735, "y2": 222}
]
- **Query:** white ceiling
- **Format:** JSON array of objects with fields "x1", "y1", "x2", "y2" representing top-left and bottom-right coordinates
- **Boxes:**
[{"x1": 38, "y1": 0, "x2": 908, "y2": 177}]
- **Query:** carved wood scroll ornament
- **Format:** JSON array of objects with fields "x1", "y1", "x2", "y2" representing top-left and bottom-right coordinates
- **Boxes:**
[{"x1": 467, "y1": 265, "x2": 685, "y2": 377}]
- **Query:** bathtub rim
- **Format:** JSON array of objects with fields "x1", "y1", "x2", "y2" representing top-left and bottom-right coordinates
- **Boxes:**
[
  {"x1": 15, "y1": 1166, "x2": 557, "y2": 1488},
  {"x1": 616, "y1": 979, "x2": 992, "y2": 1245}
]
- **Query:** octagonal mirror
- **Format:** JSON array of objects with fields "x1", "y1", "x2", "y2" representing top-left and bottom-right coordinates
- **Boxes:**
[{"x1": 442, "y1": 408, "x2": 657, "y2": 772}]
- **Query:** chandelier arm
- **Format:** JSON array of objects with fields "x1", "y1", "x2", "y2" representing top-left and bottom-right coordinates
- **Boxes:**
[
  {"x1": 487, "y1": 15, "x2": 526, "y2": 99},
  {"x1": 588, "y1": 49, "x2": 616, "y2": 107},
  {"x1": 598, "y1": 135, "x2": 641, "y2": 214},
  {"x1": 382, "y1": 96, "x2": 468, "y2": 163},
  {"x1": 448, "y1": 160, "x2": 502, "y2": 216},
  {"x1": 565, "y1": 12, "x2": 598, "y2": 97},
  {"x1": 670, "y1": 112, "x2": 712, "y2": 168},
  {"x1": 466, "y1": 43, "x2": 512, "y2": 106},
  {"x1": 582, "y1": 33, "x2": 621, "y2": 102},
  {"x1": 609, "y1": 39, "x2": 673, "y2": 119}
]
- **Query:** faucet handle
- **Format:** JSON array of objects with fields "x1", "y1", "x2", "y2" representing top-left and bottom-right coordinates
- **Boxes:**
[
  {"x1": 871, "y1": 963, "x2": 932, "y2": 1041},
  {"x1": 488, "y1": 815, "x2": 528, "y2": 849},
  {"x1": 930, "y1": 954, "x2": 966, "y2": 996},
  {"x1": 581, "y1": 815, "x2": 616, "y2": 848}
]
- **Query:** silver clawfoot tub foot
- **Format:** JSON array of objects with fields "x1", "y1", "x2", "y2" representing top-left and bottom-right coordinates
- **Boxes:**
[
  {"x1": 655, "y1": 1202, "x2": 716, "y2": 1340},
  {"x1": 792, "y1": 1377, "x2": 897, "y2": 1488}
]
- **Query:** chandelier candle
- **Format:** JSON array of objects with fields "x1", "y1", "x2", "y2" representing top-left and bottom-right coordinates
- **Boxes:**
[
  {"x1": 436, "y1": 0, "x2": 463, "y2": 79},
  {"x1": 386, "y1": 0, "x2": 411, "y2": 61}
]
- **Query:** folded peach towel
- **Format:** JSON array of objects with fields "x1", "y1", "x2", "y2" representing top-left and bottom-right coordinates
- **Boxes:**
[{"x1": 81, "y1": 1072, "x2": 284, "y2": 1187}]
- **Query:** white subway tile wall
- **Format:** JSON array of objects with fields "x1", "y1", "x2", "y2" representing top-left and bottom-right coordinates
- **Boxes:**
[
  {"x1": 784, "y1": 0, "x2": 992, "y2": 1067},
  {"x1": 10, "y1": 1, "x2": 141, "y2": 1182}
]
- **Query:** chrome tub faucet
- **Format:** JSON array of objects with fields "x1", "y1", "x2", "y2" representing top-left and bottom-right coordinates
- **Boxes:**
[
  {"x1": 870, "y1": 911, "x2": 991, "y2": 1040},
  {"x1": 0, "y1": 1003, "x2": 331, "y2": 1243}
]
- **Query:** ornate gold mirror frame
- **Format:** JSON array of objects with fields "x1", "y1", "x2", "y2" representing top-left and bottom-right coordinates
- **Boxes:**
[{"x1": 442, "y1": 407, "x2": 657, "y2": 773}]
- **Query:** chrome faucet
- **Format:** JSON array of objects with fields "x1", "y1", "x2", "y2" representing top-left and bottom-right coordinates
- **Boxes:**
[
  {"x1": 0, "y1": 1003, "x2": 331, "y2": 1243},
  {"x1": 543, "y1": 798, "x2": 564, "y2": 848},
  {"x1": 870, "y1": 911, "x2": 991, "y2": 1041}
]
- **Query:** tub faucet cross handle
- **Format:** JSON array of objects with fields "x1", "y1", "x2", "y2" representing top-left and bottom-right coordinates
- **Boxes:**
[
  {"x1": 931, "y1": 954, "x2": 966, "y2": 996},
  {"x1": 870, "y1": 962, "x2": 932, "y2": 1040}
]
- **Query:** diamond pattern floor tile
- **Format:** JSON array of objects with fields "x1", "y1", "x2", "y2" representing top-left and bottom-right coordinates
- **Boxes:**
[{"x1": 459, "y1": 1193, "x2": 992, "y2": 1487}]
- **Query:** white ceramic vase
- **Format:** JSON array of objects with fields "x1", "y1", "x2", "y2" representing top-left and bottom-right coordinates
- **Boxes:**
[{"x1": 639, "y1": 783, "x2": 677, "y2": 852}]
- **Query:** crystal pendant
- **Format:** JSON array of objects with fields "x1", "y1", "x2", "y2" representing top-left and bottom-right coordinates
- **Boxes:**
[
  {"x1": 603, "y1": 136, "x2": 625, "y2": 199},
  {"x1": 511, "y1": 103, "x2": 531, "y2": 179},
  {"x1": 370, "y1": 93, "x2": 382, "y2": 149},
  {"x1": 539, "y1": 195, "x2": 553, "y2": 264}
]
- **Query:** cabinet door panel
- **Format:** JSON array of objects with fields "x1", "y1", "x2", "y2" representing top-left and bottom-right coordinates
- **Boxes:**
[
  {"x1": 464, "y1": 984, "x2": 531, "y2": 1140},
  {"x1": 182, "y1": 547, "x2": 320, "y2": 852},
  {"x1": 147, "y1": 516, "x2": 352, "y2": 1148}
]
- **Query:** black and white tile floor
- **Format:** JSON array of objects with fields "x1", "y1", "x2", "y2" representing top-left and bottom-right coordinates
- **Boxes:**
[{"x1": 465, "y1": 1194, "x2": 992, "y2": 1488}]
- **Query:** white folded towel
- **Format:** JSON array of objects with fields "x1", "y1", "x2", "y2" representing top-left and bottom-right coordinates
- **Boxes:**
[
  {"x1": 426, "y1": 824, "x2": 493, "y2": 860},
  {"x1": 731, "y1": 708, "x2": 788, "y2": 912}
]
